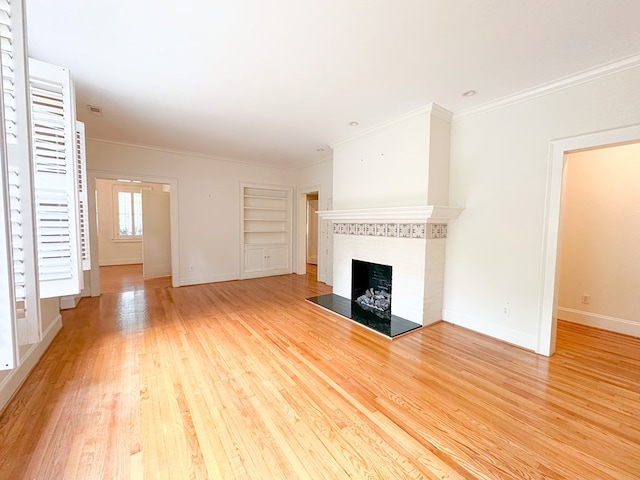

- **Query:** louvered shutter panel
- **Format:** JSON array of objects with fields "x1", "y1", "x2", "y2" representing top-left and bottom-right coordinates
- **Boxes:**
[
  {"x1": 0, "y1": 0, "x2": 16, "y2": 143},
  {"x1": 7, "y1": 163, "x2": 38, "y2": 344},
  {"x1": 0, "y1": 0, "x2": 40, "y2": 350},
  {"x1": 0, "y1": 158, "x2": 16, "y2": 371},
  {"x1": 29, "y1": 58, "x2": 81, "y2": 298},
  {"x1": 76, "y1": 121, "x2": 90, "y2": 270},
  {"x1": 7, "y1": 165, "x2": 26, "y2": 339},
  {"x1": 0, "y1": 47, "x2": 16, "y2": 369}
]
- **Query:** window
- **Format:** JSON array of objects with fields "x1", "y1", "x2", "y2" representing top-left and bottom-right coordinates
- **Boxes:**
[{"x1": 114, "y1": 184, "x2": 143, "y2": 240}]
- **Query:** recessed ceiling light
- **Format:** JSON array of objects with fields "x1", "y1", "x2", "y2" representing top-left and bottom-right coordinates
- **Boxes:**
[
  {"x1": 316, "y1": 148, "x2": 325, "y2": 152},
  {"x1": 462, "y1": 90, "x2": 477, "y2": 97},
  {"x1": 349, "y1": 121, "x2": 359, "y2": 126},
  {"x1": 87, "y1": 104, "x2": 104, "y2": 116}
]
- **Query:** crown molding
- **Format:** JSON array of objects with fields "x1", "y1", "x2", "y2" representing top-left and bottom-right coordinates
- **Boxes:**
[
  {"x1": 430, "y1": 103, "x2": 454, "y2": 122},
  {"x1": 296, "y1": 155, "x2": 333, "y2": 171},
  {"x1": 453, "y1": 54, "x2": 640, "y2": 122},
  {"x1": 331, "y1": 103, "x2": 453, "y2": 149}
]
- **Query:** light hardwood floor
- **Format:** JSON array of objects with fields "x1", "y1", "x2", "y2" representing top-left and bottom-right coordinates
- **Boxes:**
[{"x1": 0, "y1": 267, "x2": 639, "y2": 479}]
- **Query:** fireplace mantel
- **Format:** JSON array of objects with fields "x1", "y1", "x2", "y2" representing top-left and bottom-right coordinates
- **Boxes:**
[{"x1": 317, "y1": 205, "x2": 463, "y2": 224}]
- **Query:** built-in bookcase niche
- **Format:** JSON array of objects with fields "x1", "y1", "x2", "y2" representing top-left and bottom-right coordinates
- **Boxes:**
[{"x1": 241, "y1": 184, "x2": 292, "y2": 278}]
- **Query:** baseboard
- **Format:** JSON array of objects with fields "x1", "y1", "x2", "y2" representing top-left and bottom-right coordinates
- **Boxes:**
[
  {"x1": 558, "y1": 307, "x2": 639, "y2": 337},
  {"x1": 178, "y1": 272, "x2": 239, "y2": 287},
  {"x1": 241, "y1": 268, "x2": 292, "y2": 280},
  {"x1": 442, "y1": 309, "x2": 538, "y2": 351},
  {"x1": 59, "y1": 294, "x2": 81, "y2": 310},
  {"x1": 99, "y1": 258, "x2": 143, "y2": 266},
  {"x1": 0, "y1": 313, "x2": 63, "y2": 413}
]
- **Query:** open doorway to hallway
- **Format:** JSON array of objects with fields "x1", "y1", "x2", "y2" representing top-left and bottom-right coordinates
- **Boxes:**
[
  {"x1": 296, "y1": 188, "x2": 320, "y2": 280},
  {"x1": 556, "y1": 141, "x2": 640, "y2": 340},
  {"x1": 95, "y1": 178, "x2": 172, "y2": 288},
  {"x1": 306, "y1": 192, "x2": 319, "y2": 279},
  {"x1": 539, "y1": 123, "x2": 640, "y2": 355}
]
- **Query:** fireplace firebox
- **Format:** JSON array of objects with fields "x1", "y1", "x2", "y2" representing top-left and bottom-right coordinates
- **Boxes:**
[
  {"x1": 307, "y1": 256, "x2": 420, "y2": 339},
  {"x1": 351, "y1": 260, "x2": 392, "y2": 319}
]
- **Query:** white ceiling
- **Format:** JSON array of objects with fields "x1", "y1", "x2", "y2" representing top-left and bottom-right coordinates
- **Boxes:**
[{"x1": 25, "y1": 0, "x2": 640, "y2": 168}]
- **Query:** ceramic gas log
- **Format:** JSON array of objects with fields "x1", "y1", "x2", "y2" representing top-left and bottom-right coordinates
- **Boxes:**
[{"x1": 351, "y1": 259, "x2": 392, "y2": 319}]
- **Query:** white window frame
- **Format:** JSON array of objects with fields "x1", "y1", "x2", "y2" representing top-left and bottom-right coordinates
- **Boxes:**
[{"x1": 112, "y1": 183, "x2": 145, "y2": 242}]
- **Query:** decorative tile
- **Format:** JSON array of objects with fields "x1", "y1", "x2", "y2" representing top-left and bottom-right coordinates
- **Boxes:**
[
  {"x1": 398, "y1": 223, "x2": 412, "y2": 238},
  {"x1": 366, "y1": 223, "x2": 375, "y2": 236},
  {"x1": 411, "y1": 224, "x2": 426, "y2": 239},
  {"x1": 428, "y1": 223, "x2": 448, "y2": 239},
  {"x1": 335, "y1": 221, "x2": 445, "y2": 239}
]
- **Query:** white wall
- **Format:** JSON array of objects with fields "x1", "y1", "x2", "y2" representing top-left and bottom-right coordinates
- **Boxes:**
[
  {"x1": 296, "y1": 158, "x2": 333, "y2": 284},
  {"x1": 142, "y1": 189, "x2": 172, "y2": 278},
  {"x1": 87, "y1": 140, "x2": 296, "y2": 286},
  {"x1": 444, "y1": 65, "x2": 640, "y2": 351},
  {"x1": 332, "y1": 112, "x2": 431, "y2": 209},
  {"x1": 557, "y1": 143, "x2": 640, "y2": 337}
]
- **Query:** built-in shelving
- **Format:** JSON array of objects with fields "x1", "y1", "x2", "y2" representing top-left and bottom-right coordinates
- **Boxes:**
[{"x1": 241, "y1": 184, "x2": 292, "y2": 278}]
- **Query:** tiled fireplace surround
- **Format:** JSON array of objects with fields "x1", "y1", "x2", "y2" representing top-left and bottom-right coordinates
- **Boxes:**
[{"x1": 319, "y1": 206, "x2": 462, "y2": 326}]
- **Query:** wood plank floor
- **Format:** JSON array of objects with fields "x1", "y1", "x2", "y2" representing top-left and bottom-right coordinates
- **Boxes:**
[{"x1": 0, "y1": 267, "x2": 639, "y2": 479}]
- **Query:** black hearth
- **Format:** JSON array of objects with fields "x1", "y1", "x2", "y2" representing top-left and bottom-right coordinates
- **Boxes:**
[{"x1": 307, "y1": 259, "x2": 420, "y2": 338}]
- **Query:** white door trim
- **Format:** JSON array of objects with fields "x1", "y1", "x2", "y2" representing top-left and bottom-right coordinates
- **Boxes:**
[{"x1": 537, "y1": 123, "x2": 640, "y2": 355}]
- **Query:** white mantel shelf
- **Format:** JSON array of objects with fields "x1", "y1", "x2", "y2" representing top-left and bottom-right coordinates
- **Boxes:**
[{"x1": 317, "y1": 205, "x2": 463, "y2": 224}]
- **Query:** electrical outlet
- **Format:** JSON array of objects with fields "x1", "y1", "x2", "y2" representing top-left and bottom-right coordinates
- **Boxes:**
[
  {"x1": 503, "y1": 303, "x2": 510, "y2": 316},
  {"x1": 581, "y1": 294, "x2": 591, "y2": 304}
]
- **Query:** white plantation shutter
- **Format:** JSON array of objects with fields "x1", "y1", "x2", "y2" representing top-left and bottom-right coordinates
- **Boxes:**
[
  {"x1": 8, "y1": 166, "x2": 25, "y2": 336},
  {"x1": 6, "y1": 0, "x2": 40, "y2": 345},
  {"x1": 29, "y1": 58, "x2": 81, "y2": 298},
  {"x1": 0, "y1": 0, "x2": 16, "y2": 143},
  {"x1": 2, "y1": 0, "x2": 37, "y2": 367},
  {"x1": 76, "y1": 121, "x2": 90, "y2": 270},
  {"x1": 7, "y1": 162, "x2": 38, "y2": 344},
  {"x1": 0, "y1": 49, "x2": 15, "y2": 369},
  {"x1": 0, "y1": 154, "x2": 16, "y2": 371}
]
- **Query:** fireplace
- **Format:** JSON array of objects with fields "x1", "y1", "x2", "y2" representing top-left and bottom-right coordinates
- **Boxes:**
[
  {"x1": 311, "y1": 205, "x2": 463, "y2": 336},
  {"x1": 307, "y1": 252, "x2": 422, "y2": 338},
  {"x1": 351, "y1": 260, "x2": 392, "y2": 319}
]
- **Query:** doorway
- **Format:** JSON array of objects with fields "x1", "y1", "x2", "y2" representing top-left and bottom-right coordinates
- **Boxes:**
[
  {"x1": 95, "y1": 178, "x2": 172, "y2": 285},
  {"x1": 538, "y1": 123, "x2": 640, "y2": 355},
  {"x1": 87, "y1": 171, "x2": 179, "y2": 297},
  {"x1": 306, "y1": 192, "x2": 319, "y2": 267},
  {"x1": 296, "y1": 187, "x2": 320, "y2": 278},
  {"x1": 555, "y1": 142, "x2": 640, "y2": 338}
]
